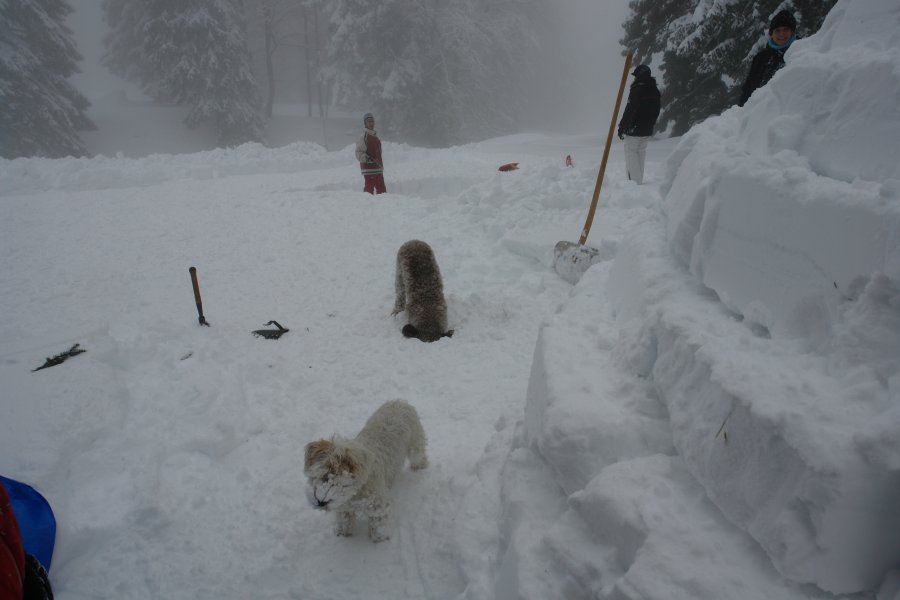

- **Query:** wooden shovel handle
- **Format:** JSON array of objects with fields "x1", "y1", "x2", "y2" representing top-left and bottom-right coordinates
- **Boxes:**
[
  {"x1": 189, "y1": 267, "x2": 203, "y2": 307},
  {"x1": 189, "y1": 267, "x2": 209, "y2": 325},
  {"x1": 579, "y1": 51, "x2": 633, "y2": 246}
]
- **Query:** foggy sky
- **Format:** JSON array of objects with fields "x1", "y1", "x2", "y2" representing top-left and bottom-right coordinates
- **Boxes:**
[
  {"x1": 532, "y1": 0, "x2": 633, "y2": 135},
  {"x1": 67, "y1": 0, "x2": 632, "y2": 140}
]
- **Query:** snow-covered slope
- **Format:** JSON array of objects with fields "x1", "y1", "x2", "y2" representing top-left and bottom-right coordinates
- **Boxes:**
[{"x1": 500, "y1": 1, "x2": 900, "y2": 597}]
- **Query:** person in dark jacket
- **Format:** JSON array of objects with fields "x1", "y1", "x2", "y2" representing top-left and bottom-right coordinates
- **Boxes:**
[
  {"x1": 617, "y1": 64, "x2": 661, "y2": 185},
  {"x1": 738, "y1": 10, "x2": 797, "y2": 106},
  {"x1": 355, "y1": 112, "x2": 386, "y2": 194}
]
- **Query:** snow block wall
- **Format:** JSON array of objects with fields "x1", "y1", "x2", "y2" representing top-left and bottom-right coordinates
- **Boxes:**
[
  {"x1": 503, "y1": 1, "x2": 900, "y2": 597},
  {"x1": 608, "y1": 228, "x2": 900, "y2": 594},
  {"x1": 655, "y1": 1, "x2": 900, "y2": 593},
  {"x1": 502, "y1": 238, "x2": 859, "y2": 599}
]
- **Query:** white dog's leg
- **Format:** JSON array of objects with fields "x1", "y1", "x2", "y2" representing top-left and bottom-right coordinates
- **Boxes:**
[
  {"x1": 407, "y1": 412, "x2": 429, "y2": 471},
  {"x1": 367, "y1": 497, "x2": 392, "y2": 542},
  {"x1": 335, "y1": 510, "x2": 355, "y2": 537},
  {"x1": 408, "y1": 451, "x2": 428, "y2": 471}
]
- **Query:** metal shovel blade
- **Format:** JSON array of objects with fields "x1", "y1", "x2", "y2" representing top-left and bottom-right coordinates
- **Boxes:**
[{"x1": 553, "y1": 241, "x2": 605, "y2": 285}]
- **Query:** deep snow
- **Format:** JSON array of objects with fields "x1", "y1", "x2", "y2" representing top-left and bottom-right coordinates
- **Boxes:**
[{"x1": 1, "y1": 1, "x2": 899, "y2": 599}]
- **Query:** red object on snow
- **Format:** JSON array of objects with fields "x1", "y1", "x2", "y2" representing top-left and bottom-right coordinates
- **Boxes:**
[
  {"x1": 565, "y1": 154, "x2": 574, "y2": 167},
  {"x1": 498, "y1": 162, "x2": 519, "y2": 172},
  {"x1": 1, "y1": 481, "x2": 25, "y2": 600}
]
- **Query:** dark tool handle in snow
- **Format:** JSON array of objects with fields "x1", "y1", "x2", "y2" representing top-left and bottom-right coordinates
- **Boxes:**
[
  {"x1": 189, "y1": 266, "x2": 210, "y2": 326},
  {"x1": 579, "y1": 51, "x2": 633, "y2": 246},
  {"x1": 32, "y1": 343, "x2": 86, "y2": 372}
]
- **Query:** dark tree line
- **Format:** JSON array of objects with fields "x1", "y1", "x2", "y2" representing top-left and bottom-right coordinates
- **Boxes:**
[{"x1": 621, "y1": 0, "x2": 837, "y2": 136}]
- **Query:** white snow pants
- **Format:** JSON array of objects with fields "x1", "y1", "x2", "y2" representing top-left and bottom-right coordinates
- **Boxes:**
[{"x1": 623, "y1": 135, "x2": 651, "y2": 184}]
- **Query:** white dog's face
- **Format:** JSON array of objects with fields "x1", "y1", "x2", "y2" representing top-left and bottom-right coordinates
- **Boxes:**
[{"x1": 303, "y1": 439, "x2": 367, "y2": 510}]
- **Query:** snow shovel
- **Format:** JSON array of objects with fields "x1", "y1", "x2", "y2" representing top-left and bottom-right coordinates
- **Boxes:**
[
  {"x1": 189, "y1": 266, "x2": 210, "y2": 326},
  {"x1": 554, "y1": 51, "x2": 633, "y2": 284}
]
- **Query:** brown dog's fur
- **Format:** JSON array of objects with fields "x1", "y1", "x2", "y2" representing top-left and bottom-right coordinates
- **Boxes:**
[{"x1": 392, "y1": 240, "x2": 453, "y2": 342}]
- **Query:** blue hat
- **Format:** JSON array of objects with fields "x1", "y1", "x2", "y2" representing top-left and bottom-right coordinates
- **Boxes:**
[{"x1": 363, "y1": 113, "x2": 374, "y2": 123}]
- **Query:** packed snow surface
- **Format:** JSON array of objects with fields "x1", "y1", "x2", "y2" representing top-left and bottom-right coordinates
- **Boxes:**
[{"x1": 1, "y1": 1, "x2": 898, "y2": 598}]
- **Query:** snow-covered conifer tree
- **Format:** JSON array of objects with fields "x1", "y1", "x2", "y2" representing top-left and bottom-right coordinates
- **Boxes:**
[
  {"x1": 0, "y1": 0, "x2": 95, "y2": 158},
  {"x1": 103, "y1": 0, "x2": 265, "y2": 146},
  {"x1": 622, "y1": 0, "x2": 837, "y2": 136},
  {"x1": 320, "y1": 0, "x2": 537, "y2": 146}
]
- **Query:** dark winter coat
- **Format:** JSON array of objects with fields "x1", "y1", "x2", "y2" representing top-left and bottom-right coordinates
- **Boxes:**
[
  {"x1": 618, "y1": 74, "x2": 662, "y2": 138},
  {"x1": 738, "y1": 43, "x2": 790, "y2": 106}
]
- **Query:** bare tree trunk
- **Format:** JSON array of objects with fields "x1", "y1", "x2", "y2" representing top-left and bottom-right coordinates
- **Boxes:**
[
  {"x1": 314, "y1": 6, "x2": 326, "y2": 118},
  {"x1": 304, "y1": 9, "x2": 313, "y2": 118},
  {"x1": 262, "y1": 2, "x2": 276, "y2": 119}
]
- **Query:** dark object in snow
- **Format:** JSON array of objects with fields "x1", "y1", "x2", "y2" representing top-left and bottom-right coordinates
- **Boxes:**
[
  {"x1": 0, "y1": 475, "x2": 57, "y2": 572},
  {"x1": 498, "y1": 162, "x2": 519, "y2": 172},
  {"x1": 32, "y1": 343, "x2": 85, "y2": 372},
  {"x1": 189, "y1": 266, "x2": 210, "y2": 326},
  {"x1": 252, "y1": 321, "x2": 289, "y2": 340}
]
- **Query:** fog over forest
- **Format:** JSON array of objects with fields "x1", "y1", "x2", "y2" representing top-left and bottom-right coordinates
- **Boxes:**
[{"x1": 66, "y1": 0, "x2": 631, "y2": 155}]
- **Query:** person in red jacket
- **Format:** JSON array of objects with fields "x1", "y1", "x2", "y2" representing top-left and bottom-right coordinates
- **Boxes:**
[
  {"x1": 355, "y1": 113, "x2": 386, "y2": 194},
  {"x1": 1, "y1": 481, "x2": 25, "y2": 600},
  {"x1": 1, "y1": 481, "x2": 53, "y2": 600}
]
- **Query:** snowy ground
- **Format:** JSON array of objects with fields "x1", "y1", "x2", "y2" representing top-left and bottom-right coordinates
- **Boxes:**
[
  {"x1": 2, "y1": 1, "x2": 899, "y2": 599},
  {"x1": 0, "y1": 131, "x2": 653, "y2": 598}
]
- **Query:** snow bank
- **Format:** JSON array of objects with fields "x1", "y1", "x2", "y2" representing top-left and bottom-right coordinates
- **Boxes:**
[
  {"x1": 509, "y1": 0, "x2": 900, "y2": 596},
  {"x1": 655, "y1": 2, "x2": 900, "y2": 591},
  {"x1": 0, "y1": 141, "x2": 328, "y2": 194}
]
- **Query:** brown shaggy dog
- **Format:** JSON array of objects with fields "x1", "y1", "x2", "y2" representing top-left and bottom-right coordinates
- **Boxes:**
[{"x1": 391, "y1": 240, "x2": 454, "y2": 342}]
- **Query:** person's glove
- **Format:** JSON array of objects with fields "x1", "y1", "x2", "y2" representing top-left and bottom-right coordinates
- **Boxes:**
[{"x1": 617, "y1": 129, "x2": 624, "y2": 140}]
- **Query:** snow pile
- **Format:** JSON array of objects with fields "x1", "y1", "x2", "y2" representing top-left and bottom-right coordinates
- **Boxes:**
[
  {"x1": 659, "y1": 1, "x2": 900, "y2": 591},
  {"x1": 0, "y1": 141, "x2": 328, "y2": 195},
  {"x1": 501, "y1": 1, "x2": 900, "y2": 597}
]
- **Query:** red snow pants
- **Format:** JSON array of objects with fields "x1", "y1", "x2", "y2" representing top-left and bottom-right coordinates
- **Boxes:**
[{"x1": 363, "y1": 173, "x2": 386, "y2": 195}]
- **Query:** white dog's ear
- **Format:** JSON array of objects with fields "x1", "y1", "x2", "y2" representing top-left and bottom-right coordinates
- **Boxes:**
[
  {"x1": 333, "y1": 446, "x2": 363, "y2": 476},
  {"x1": 304, "y1": 439, "x2": 333, "y2": 470}
]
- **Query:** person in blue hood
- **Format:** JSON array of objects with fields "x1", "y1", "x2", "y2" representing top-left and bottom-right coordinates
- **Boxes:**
[{"x1": 738, "y1": 10, "x2": 798, "y2": 106}]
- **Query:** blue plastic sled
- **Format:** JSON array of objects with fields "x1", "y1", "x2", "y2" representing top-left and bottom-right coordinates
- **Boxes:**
[{"x1": 0, "y1": 475, "x2": 56, "y2": 571}]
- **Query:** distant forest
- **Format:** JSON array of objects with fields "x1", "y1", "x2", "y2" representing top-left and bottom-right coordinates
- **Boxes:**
[{"x1": 2, "y1": 0, "x2": 837, "y2": 158}]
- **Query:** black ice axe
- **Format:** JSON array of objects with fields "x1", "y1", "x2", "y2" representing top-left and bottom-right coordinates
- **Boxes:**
[
  {"x1": 189, "y1": 266, "x2": 210, "y2": 326},
  {"x1": 553, "y1": 51, "x2": 633, "y2": 284},
  {"x1": 252, "y1": 320, "x2": 290, "y2": 340}
]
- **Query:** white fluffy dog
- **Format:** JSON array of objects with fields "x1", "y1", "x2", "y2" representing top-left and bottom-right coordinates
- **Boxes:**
[
  {"x1": 303, "y1": 400, "x2": 428, "y2": 542},
  {"x1": 392, "y1": 239, "x2": 454, "y2": 342}
]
